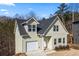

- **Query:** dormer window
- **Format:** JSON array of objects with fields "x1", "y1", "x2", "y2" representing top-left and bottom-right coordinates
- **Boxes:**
[{"x1": 28, "y1": 25, "x2": 36, "y2": 32}]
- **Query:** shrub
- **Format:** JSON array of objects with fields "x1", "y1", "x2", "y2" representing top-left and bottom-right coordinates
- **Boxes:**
[
  {"x1": 65, "y1": 45, "x2": 70, "y2": 49},
  {"x1": 59, "y1": 45, "x2": 63, "y2": 49},
  {"x1": 63, "y1": 46, "x2": 66, "y2": 50},
  {"x1": 55, "y1": 47, "x2": 59, "y2": 51},
  {"x1": 55, "y1": 45, "x2": 70, "y2": 51},
  {"x1": 72, "y1": 45, "x2": 79, "y2": 50}
]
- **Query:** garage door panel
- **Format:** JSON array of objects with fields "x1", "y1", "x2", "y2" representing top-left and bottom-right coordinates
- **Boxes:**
[{"x1": 27, "y1": 41, "x2": 38, "y2": 52}]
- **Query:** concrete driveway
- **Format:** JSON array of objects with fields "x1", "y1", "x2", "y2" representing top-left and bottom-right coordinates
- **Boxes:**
[
  {"x1": 47, "y1": 48, "x2": 79, "y2": 56},
  {"x1": 26, "y1": 50, "x2": 46, "y2": 56},
  {"x1": 26, "y1": 48, "x2": 79, "y2": 56}
]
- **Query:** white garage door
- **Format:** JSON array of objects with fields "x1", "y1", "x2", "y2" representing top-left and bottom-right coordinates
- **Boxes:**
[{"x1": 27, "y1": 41, "x2": 38, "y2": 52}]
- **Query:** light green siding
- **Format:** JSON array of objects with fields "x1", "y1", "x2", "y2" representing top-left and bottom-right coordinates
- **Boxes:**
[
  {"x1": 45, "y1": 19, "x2": 68, "y2": 50},
  {"x1": 15, "y1": 25, "x2": 23, "y2": 54}
]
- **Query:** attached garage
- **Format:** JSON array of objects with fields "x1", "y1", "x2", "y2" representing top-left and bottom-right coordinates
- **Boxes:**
[{"x1": 26, "y1": 41, "x2": 38, "y2": 52}]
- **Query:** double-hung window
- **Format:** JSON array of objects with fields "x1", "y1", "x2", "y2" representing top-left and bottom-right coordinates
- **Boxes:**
[
  {"x1": 28, "y1": 25, "x2": 31, "y2": 32},
  {"x1": 54, "y1": 39, "x2": 56, "y2": 45},
  {"x1": 63, "y1": 38, "x2": 65, "y2": 43},
  {"x1": 33, "y1": 25, "x2": 36, "y2": 32},
  {"x1": 53, "y1": 25, "x2": 59, "y2": 31},
  {"x1": 58, "y1": 38, "x2": 61, "y2": 43},
  {"x1": 28, "y1": 25, "x2": 36, "y2": 32}
]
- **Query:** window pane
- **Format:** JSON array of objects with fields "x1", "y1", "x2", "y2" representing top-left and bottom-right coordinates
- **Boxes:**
[
  {"x1": 33, "y1": 29, "x2": 35, "y2": 32},
  {"x1": 28, "y1": 29, "x2": 31, "y2": 32},
  {"x1": 33, "y1": 25, "x2": 35, "y2": 28},
  {"x1": 33, "y1": 25, "x2": 36, "y2": 32},
  {"x1": 63, "y1": 38, "x2": 65, "y2": 43},
  {"x1": 28, "y1": 25, "x2": 31, "y2": 32},
  {"x1": 58, "y1": 38, "x2": 61, "y2": 43},
  {"x1": 54, "y1": 39, "x2": 56, "y2": 45},
  {"x1": 53, "y1": 25, "x2": 56, "y2": 31},
  {"x1": 53, "y1": 25, "x2": 59, "y2": 31},
  {"x1": 28, "y1": 25, "x2": 31, "y2": 28},
  {"x1": 57, "y1": 26, "x2": 59, "y2": 31},
  {"x1": 28, "y1": 25, "x2": 36, "y2": 32}
]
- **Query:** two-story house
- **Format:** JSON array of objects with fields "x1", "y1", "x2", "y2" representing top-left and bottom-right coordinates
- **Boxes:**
[
  {"x1": 72, "y1": 20, "x2": 79, "y2": 46},
  {"x1": 15, "y1": 15, "x2": 68, "y2": 53}
]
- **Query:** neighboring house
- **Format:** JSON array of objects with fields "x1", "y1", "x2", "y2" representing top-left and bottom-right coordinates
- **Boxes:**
[
  {"x1": 15, "y1": 16, "x2": 69, "y2": 53},
  {"x1": 72, "y1": 21, "x2": 79, "y2": 45}
]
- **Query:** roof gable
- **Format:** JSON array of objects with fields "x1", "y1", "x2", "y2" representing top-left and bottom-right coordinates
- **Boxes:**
[
  {"x1": 43, "y1": 16, "x2": 69, "y2": 35},
  {"x1": 26, "y1": 17, "x2": 39, "y2": 24},
  {"x1": 16, "y1": 16, "x2": 68, "y2": 36},
  {"x1": 16, "y1": 20, "x2": 30, "y2": 38},
  {"x1": 57, "y1": 16, "x2": 69, "y2": 33},
  {"x1": 37, "y1": 16, "x2": 56, "y2": 34}
]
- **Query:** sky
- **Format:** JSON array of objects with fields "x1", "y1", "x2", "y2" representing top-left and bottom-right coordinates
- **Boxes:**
[{"x1": 0, "y1": 3, "x2": 60, "y2": 18}]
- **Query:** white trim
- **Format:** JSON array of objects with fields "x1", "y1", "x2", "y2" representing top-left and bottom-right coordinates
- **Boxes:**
[
  {"x1": 22, "y1": 17, "x2": 39, "y2": 25},
  {"x1": 43, "y1": 16, "x2": 69, "y2": 35},
  {"x1": 14, "y1": 20, "x2": 17, "y2": 34},
  {"x1": 43, "y1": 16, "x2": 58, "y2": 35},
  {"x1": 26, "y1": 17, "x2": 39, "y2": 24},
  {"x1": 21, "y1": 22, "x2": 26, "y2": 25},
  {"x1": 57, "y1": 16, "x2": 69, "y2": 34}
]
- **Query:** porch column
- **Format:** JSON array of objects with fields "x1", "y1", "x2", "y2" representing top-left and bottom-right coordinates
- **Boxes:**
[{"x1": 41, "y1": 37, "x2": 44, "y2": 50}]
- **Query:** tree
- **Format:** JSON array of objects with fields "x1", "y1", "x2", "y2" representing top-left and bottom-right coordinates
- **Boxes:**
[
  {"x1": 55, "y1": 3, "x2": 69, "y2": 15},
  {"x1": 42, "y1": 17, "x2": 46, "y2": 20},
  {"x1": 0, "y1": 16, "x2": 15, "y2": 55},
  {"x1": 69, "y1": 3, "x2": 79, "y2": 21},
  {"x1": 25, "y1": 11, "x2": 36, "y2": 18},
  {"x1": 14, "y1": 14, "x2": 24, "y2": 19},
  {"x1": 55, "y1": 3, "x2": 69, "y2": 24},
  {"x1": 29, "y1": 11, "x2": 36, "y2": 17}
]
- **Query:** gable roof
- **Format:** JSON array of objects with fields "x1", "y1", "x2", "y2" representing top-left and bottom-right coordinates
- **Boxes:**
[
  {"x1": 38, "y1": 16, "x2": 69, "y2": 35},
  {"x1": 45, "y1": 16, "x2": 69, "y2": 35},
  {"x1": 16, "y1": 16, "x2": 68, "y2": 37},
  {"x1": 16, "y1": 19, "x2": 30, "y2": 38},
  {"x1": 37, "y1": 16, "x2": 56, "y2": 34},
  {"x1": 22, "y1": 17, "x2": 39, "y2": 25},
  {"x1": 57, "y1": 16, "x2": 69, "y2": 34}
]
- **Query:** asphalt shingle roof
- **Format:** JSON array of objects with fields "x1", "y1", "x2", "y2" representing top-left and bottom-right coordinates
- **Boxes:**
[
  {"x1": 17, "y1": 19, "x2": 30, "y2": 38},
  {"x1": 16, "y1": 16, "x2": 59, "y2": 36},
  {"x1": 37, "y1": 16, "x2": 56, "y2": 34}
]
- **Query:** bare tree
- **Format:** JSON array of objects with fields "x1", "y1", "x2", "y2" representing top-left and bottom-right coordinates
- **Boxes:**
[
  {"x1": 14, "y1": 14, "x2": 24, "y2": 19},
  {"x1": 69, "y1": 3, "x2": 79, "y2": 21}
]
